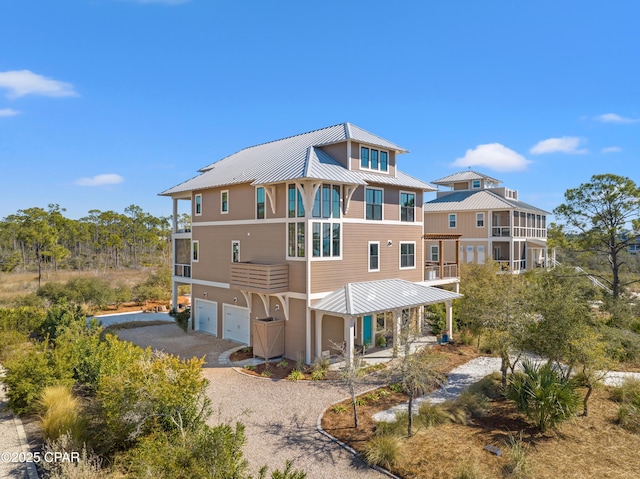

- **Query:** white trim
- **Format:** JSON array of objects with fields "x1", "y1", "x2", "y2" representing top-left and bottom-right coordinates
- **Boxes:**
[
  {"x1": 192, "y1": 240, "x2": 199, "y2": 263},
  {"x1": 399, "y1": 190, "x2": 416, "y2": 223},
  {"x1": 448, "y1": 213, "x2": 457, "y2": 228},
  {"x1": 222, "y1": 303, "x2": 251, "y2": 344},
  {"x1": 231, "y1": 240, "x2": 240, "y2": 263},
  {"x1": 430, "y1": 244, "x2": 439, "y2": 262},
  {"x1": 194, "y1": 298, "x2": 218, "y2": 335},
  {"x1": 364, "y1": 186, "x2": 384, "y2": 221},
  {"x1": 399, "y1": 241, "x2": 417, "y2": 270},
  {"x1": 359, "y1": 145, "x2": 390, "y2": 173},
  {"x1": 310, "y1": 220, "x2": 342, "y2": 260},
  {"x1": 189, "y1": 278, "x2": 230, "y2": 289},
  {"x1": 190, "y1": 217, "x2": 424, "y2": 228},
  {"x1": 368, "y1": 241, "x2": 380, "y2": 272},
  {"x1": 476, "y1": 212, "x2": 485, "y2": 228},
  {"x1": 221, "y1": 190, "x2": 229, "y2": 214},
  {"x1": 194, "y1": 193, "x2": 202, "y2": 216}
]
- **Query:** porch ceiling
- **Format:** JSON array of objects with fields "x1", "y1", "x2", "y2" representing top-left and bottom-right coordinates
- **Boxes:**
[{"x1": 311, "y1": 279, "x2": 462, "y2": 316}]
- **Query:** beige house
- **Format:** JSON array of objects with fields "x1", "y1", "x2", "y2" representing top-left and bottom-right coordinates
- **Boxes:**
[
  {"x1": 160, "y1": 123, "x2": 461, "y2": 363},
  {"x1": 423, "y1": 171, "x2": 549, "y2": 273}
]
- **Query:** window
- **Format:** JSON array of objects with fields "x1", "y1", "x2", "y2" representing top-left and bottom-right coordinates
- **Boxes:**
[
  {"x1": 221, "y1": 190, "x2": 228, "y2": 214},
  {"x1": 231, "y1": 241, "x2": 240, "y2": 263},
  {"x1": 256, "y1": 187, "x2": 265, "y2": 219},
  {"x1": 400, "y1": 192, "x2": 415, "y2": 222},
  {"x1": 448, "y1": 213, "x2": 457, "y2": 228},
  {"x1": 312, "y1": 184, "x2": 340, "y2": 218},
  {"x1": 400, "y1": 242, "x2": 415, "y2": 269},
  {"x1": 430, "y1": 245, "x2": 439, "y2": 262},
  {"x1": 476, "y1": 212, "x2": 485, "y2": 228},
  {"x1": 472, "y1": 179, "x2": 481, "y2": 189},
  {"x1": 195, "y1": 194, "x2": 202, "y2": 216},
  {"x1": 365, "y1": 188, "x2": 383, "y2": 220},
  {"x1": 288, "y1": 184, "x2": 305, "y2": 218},
  {"x1": 312, "y1": 222, "x2": 340, "y2": 258},
  {"x1": 368, "y1": 241, "x2": 380, "y2": 271},
  {"x1": 360, "y1": 146, "x2": 389, "y2": 172},
  {"x1": 288, "y1": 222, "x2": 305, "y2": 257},
  {"x1": 192, "y1": 240, "x2": 199, "y2": 262}
]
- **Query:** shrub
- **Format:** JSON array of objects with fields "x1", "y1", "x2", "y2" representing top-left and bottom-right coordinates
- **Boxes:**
[
  {"x1": 467, "y1": 372, "x2": 503, "y2": 400},
  {"x1": 310, "y1": 369, "x2": 326, "y2": 381},
  {"x1": 601, "y1": 326, "x2": 640, "y2": 363},
  {"x1": 362, "y1": 435, "x2": 401, "y2": 469},
  {"x1": 611, "y1": 379, "x2": 640, "y2": 433},
  {"x1": 287, "y1": 369, "x2": 305, "y2": 381},
  {"x1": 261, "y1": 370, "x2": 273, "y2": 378},
  {"x1": 506, "y1": 359, "x2": 580, "y2": 432},
  {"x1": 170, "y1": 307, "x2": 190, "y2": 332},
  {"x1": 618, "y1": 404, "x2": 640, "y2": 433},
  {"x1": 39, "y1": 385, "x2": 86, "y2": 443},
  {"x1": 388, "y1": 382, "x2": 403, "y2": 393},
  {"x1": 39, "y1": 302, "x2": 87, "y2": 342},
  {"x1": 454, "y1": 391, "x2": 489, "y2": 418},
  {"x1": 374, "y1": 412, "x2": 408, "y2": 437},
  {"x1": 43, "y1": 435, "x2": 104, "y2": 479},
  {"x1": 611, "y1": 378, "x2": 640, "y2": 405},
  {"x1": 331, "y1": 404, "x2": 348, "y2": 414},
  {"x1": 418, "y1": 402, "x2": 450, "y2": 427}
]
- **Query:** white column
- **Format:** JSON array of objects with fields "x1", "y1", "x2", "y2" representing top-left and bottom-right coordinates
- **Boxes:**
[
  {"x1": 344, "y1": 315, "x2": 355, "y2": 364},
  {"x1": 172, "y1": 198, "x2": 178, "y2": 233},
  {"x1": 392, "y1": 308, "x2": 401, "y2": 357},
  {"x1": 315, "y1": 312, "x2": 323, "y2": 361},
  {"x1": 172, "y1": 282, "x2": 179, "y2": 312},
  {"x1": 446, "y1": 299, "x2": 453, "y2": 339}
]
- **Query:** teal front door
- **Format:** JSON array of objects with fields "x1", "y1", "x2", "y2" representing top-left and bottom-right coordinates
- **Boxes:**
[{"x1": 363, "y1": 315, "x2": 373, "y2": 346}]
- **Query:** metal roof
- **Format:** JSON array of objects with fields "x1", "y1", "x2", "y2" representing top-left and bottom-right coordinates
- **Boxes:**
[
  {"x1": 159, "y1": 122, "x2": 430, "y2": 196},
  {"x1": 432, "y1": 171, "x2": 502, "y2": 186},
  {"x1": 311, "y1": 279, "x2": 462, "y2": 316},
  {"x1": 423, "y1": 190, "x2": 550, "y2": 214}
]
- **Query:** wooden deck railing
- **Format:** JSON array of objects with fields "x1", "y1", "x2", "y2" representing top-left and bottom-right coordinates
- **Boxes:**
[{"x1": 230, "y1": 262, "x2": 289, "y2": 293}]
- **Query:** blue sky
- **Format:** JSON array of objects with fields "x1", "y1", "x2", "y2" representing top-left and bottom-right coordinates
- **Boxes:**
[{"x1": 1, "y1": 0, "x2": 639, "y2": 221}]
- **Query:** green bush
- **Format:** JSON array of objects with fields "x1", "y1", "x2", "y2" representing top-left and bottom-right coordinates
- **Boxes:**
[
  {"x1": 0, "y1": 305, "x2": 47, "y2": 333},
  {"x1": 600, "y1": 326, "x2": 640, "y2": 363},
  {"x1": 611, "y1": 378, "x2": 640, "y2": 404},
  {"x1": 454, "y1": 391, "x2": 489, "y2": 418},
  {"x1": 2, "y1": 343, "x2": 74, "y2": 414},
  {"x1": 375, "y1": 412, "x2": 408, "y2": 437},
  {"x1": 39, "y1": 302, "x2": 87, "y2": 342},
  {"x1": 611, "y1": 379, "x2": 640, "y2": 433},
  {"x1": 362, "y1": 435, "x2": 401, "y2": 469},
  {"x1": 506, "y1": 360, "x2": 580, "y2": 432},
  {"x1": 467, "y1": 372, "x2": 503, "y2": 400},
  {"x1": 287, "y1": 370, "x2": 304, "y2": 381},
  {"x1": 170, "y1": 307, "x2": 191, "y2": 332}
]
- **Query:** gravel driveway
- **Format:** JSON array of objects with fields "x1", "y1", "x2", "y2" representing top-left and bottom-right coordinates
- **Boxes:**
[{"x1": 116, "y1": 323, "x2": 386, "y2": 479}]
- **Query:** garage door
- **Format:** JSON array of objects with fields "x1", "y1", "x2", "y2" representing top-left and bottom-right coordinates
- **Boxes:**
[
  {"x1": 223, "y1": 304, "x2": 250, "y2": 344},
  {"x1": 195, "y1": 299, "x2": 217, "y2": 336}
]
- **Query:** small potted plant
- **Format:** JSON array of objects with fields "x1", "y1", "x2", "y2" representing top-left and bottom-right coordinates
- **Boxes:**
[{"x1": 376, "y1": 335, "x2": 387, "y2": 348}]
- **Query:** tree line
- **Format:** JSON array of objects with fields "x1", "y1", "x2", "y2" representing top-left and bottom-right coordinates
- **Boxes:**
[{"x1": 0, "y1": 204, "x2": 174, "y2": 284}]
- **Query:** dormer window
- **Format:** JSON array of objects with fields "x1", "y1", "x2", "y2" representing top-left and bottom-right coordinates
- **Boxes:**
[
  {"x1": 360, "y1": 146, "x2": 388, "y2": 172},
  {"x1": 472, "y1": 179, "x2": 481, "y2": 189}
]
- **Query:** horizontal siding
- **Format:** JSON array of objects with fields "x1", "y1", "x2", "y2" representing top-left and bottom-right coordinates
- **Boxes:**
[
  {"x1": 424, "y1": 210, "x2": 488, "y2": 237},
  {"x1": 285, "y1": 298, "x2": 307, "y2": 360},
  {"x1": 311, "y1": 223, "x2": 423, "y2": 293}
]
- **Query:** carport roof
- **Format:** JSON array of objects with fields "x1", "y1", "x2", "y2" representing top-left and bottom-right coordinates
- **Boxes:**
[{"x1": 311, "y1": 279, "x2": 462, "y2": 316}]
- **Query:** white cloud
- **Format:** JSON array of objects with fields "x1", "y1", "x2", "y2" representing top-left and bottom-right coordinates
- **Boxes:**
[
  {"x1": 595, "y1": 113, "x2": 639, "y2": 124},
  {"x1": 0, "y1": 108, "x2": 19, "y2": 117},
  {"x1": 75, "y1": 174, "x2": 124, "y2": 186},
  {"x1": 451, "y1": 143, "x2": 531, "y2": 172},
  {"x1": 0, "y1": 70, "x2": 77, "y2": 99},
  {"x1": 530, "y1": 137, "x2": 587, "y2": 155},
  {"x1": 602, "y1": 146, "x2": 622, "y2": 153}
]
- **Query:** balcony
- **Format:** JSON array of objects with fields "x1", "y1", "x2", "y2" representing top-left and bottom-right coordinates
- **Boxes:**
[
  {"x1": 425, "y1": 262, "x2": 458, "y2": 280},
  {"x1": 230, "y1": 262, "x2": 289, "y2": 293}
]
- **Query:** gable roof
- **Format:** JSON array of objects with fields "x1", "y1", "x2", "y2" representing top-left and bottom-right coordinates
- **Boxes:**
[
  {"x1": 160, "y1": 123, "x2": 435, "y2": 196},
  {"x1": 432, "y1": 170, "x2": 502, "y2": 186},
  {"x1": 423, "y1": 190, "x2": 550, "y2": 214},
  {"x1": 311, "y1": 279, "x2": 462, "y2": 316}
]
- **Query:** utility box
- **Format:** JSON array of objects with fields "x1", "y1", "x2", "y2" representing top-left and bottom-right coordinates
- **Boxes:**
[{"x1": 253, "y1": 317, "x2": 285, "y2": 360}]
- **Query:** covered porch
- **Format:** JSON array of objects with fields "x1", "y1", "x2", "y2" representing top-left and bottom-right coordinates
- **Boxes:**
[{"x1": 311, "y1": 279, "x2": 462, "y2": 363}]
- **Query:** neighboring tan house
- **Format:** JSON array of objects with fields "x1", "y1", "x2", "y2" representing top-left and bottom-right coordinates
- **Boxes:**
[
  {"x1": 423, "y1": 171, "x2": 549, "y2": 272},
  {"x1": 160, "y1": 123, "x2": 461, "y2": 363}
]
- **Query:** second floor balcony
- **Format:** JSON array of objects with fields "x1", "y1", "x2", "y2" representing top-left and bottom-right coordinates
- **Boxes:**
[{"x1": 230, "y1": 262, "x2": 289, "y2": 293}]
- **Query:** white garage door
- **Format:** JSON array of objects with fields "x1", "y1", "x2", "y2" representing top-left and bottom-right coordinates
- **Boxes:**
[
  {"x1": 223, "y1": 304, "x2": 250, "y2": 344},
  {"x1": 195, "y1": 299, "x2": 217, "y2": 336}
]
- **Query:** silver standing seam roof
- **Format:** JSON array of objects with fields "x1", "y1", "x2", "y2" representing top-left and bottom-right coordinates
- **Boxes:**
[
  {"x1": 311, "y1": 279, "x2": 462, "y2": 316},
  {"x1": 432, "y1": 171, "x2": 502, "y2": 186},
  {"x1": 423, "y1": 190, "x2": 550, "y2": 215},
  {"x1": 159, "y1": 122, "x2": 436, "y2": 196}
]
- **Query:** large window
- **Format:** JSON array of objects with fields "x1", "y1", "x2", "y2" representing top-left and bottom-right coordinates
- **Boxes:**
[
  {"x1": 365, "y1": 188, "x2": 383, "y2": 220},
  {"x1": 400, "y1": 192, "x2": 415, "y2": 222},
  {"x1": 360, "y1": 146, "x2": 389, "y2": 172},
  {"x1": 256, "y1": 187, "x2": 265, "y2": 219},
  {"x1": 369, "y1": 241, "x2": 380, "y2": 272},
  {"x1": 476, "y1": 212, "x2": 485, "y2": 228},
  {"x1": 400, "y1": 242, "x2": 415, "y2": 269},
  {"x1": 449, "y1": 213, "x2": 457, "y2": 228},
  {"x1": 288, "y1": 222, "x2": 305, "y2": 258},
  {"x1": 312, "y1": 222, "x2": 340, "y2": 258},
  {"x1": 288, "y1": 184, "x2": 305, "y2": 218},
  {"x1": 221, "y1": 190, "x2": 228, "y2": 214},
  {"x1": 195, "y1": 194, "x2": 202, "y2": 216},
  {"x1": 312, "y1": 184, "x2": 340, "y2": 219}
]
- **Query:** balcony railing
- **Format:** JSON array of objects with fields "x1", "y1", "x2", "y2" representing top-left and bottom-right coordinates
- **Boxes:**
[
  {"x1": 495, "y1": 259, "x2": 527, "y2": 272},
  {"x1": 425, "y1": 263, "x2": 458, "y2": 280},
  {"x1": 230, "y1": 262, "x2": 289, "y2": 293},
  {"x1": 174, "y1": 264, "x2": 191, "y2": 278},
  {"x1": 492, "y1": 227, "x2": 511, "y2": 237}
]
